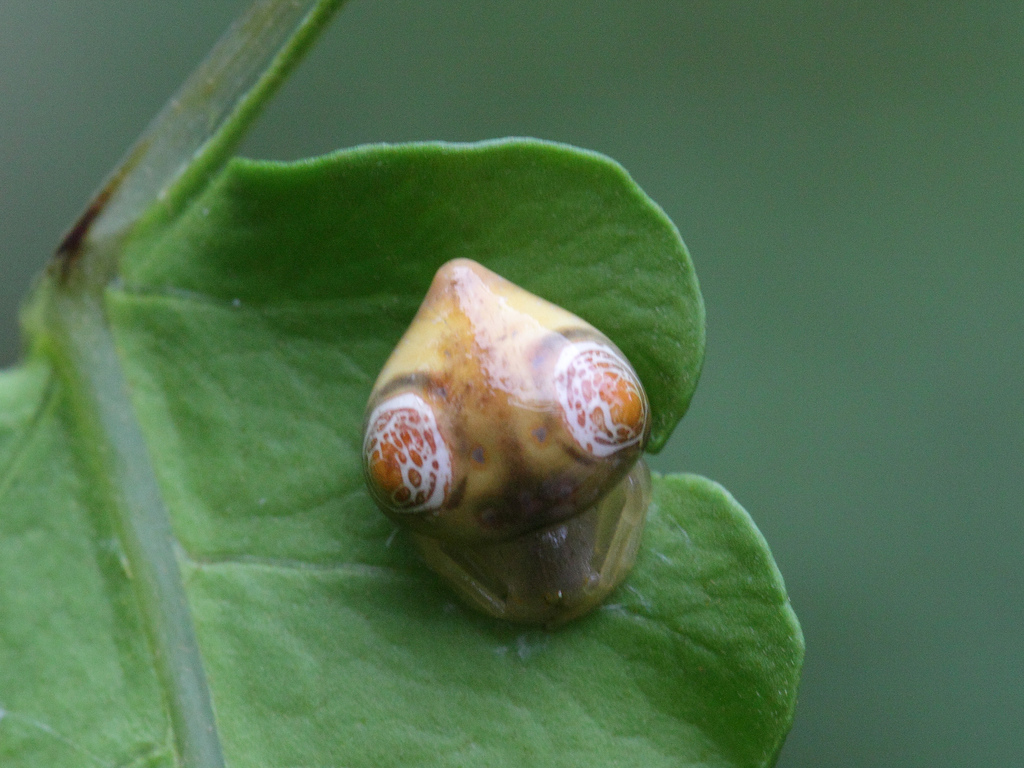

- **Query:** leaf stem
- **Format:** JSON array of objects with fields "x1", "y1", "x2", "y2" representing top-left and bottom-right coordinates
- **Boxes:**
[
  {"x1": 46, "y1": 291, "x2": 224, "y2": 768},
  {"x1": 34, "y1": 1, "x2": 351, "y2": 764},
  {"x1": 56, "y1": 0, "x2": 348, "y2": 289}
]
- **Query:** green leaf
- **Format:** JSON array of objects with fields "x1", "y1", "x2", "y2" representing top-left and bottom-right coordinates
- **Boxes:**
[
  {"x1": 1, "y1": 140, "x2": 801, "y2": 767},
  {"x1": 120, "y1": 140, "x2": 705, "y2": 451},
  {"x1": 2, "y1": 1, "x2": 800, "y2": 764}
]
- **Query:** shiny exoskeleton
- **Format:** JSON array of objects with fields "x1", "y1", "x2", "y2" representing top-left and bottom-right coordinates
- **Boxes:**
[{"x1": 363, "y1": 259, "x2": 651, "y2": 626}]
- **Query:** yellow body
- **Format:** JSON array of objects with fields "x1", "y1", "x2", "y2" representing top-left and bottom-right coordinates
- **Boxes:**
[{"x1": 363, "y1": 259, "x2": 651, "y2": 625}]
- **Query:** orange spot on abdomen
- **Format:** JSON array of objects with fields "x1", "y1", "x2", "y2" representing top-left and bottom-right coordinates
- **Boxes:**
[{"x1": 601, "y1": 372, "x2": 645, "y2": 431}]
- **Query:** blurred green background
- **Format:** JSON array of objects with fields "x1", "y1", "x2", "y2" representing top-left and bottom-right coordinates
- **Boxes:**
[{"x1": 1, "y1": 1, "x2": 1020, "y2": 765}]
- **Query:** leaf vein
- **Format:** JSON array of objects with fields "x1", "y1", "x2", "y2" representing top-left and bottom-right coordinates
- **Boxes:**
[
  {"x1": 0, "y1": 705, "x2": 114, "y2": 768},
  {"x1": 177, "y1": 547, "x2": 414, "y2": 579},
  {"x1": 0, "y1": 372, "x2": 56, "y2": 506}
]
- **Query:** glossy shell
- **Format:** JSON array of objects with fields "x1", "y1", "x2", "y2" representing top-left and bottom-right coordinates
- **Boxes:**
[{"x1": 362, "y1": 258, "x2": 651, "y2": 626}]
